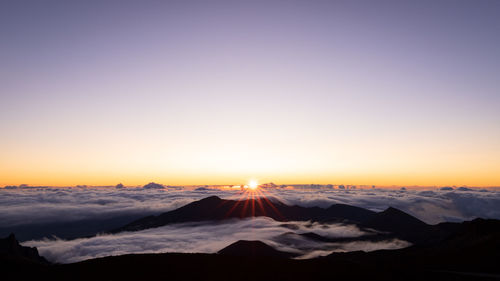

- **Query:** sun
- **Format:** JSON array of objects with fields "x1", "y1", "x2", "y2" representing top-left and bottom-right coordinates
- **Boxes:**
[{"x1": 247, "y1": 180, "x2": 259, "y2": 190}]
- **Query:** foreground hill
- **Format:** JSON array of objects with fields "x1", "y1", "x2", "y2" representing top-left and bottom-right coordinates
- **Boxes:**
[
  {"x1": 2, "y1": 218, "x2": 500, "y2": 281},
  {"x1": 218, "y1": 240, "x2": 298, "y2": 258}
]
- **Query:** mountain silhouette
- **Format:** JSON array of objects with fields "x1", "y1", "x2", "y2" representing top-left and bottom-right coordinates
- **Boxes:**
[
  {"x1": 218, "y1": 240, "x2": 298, "y2": 258},
  {"x1": 111, "y1": 196, "x2": 439, "y2": 244},
  {"x1": 431, "y1": 218, "x2": 500, "y2": 253},
  {"x1": 112, "y1": 195, "x2": 377, "y2": 233},
  {"x1": 0, "y1": 233, "x2": 48, "y2": 264},
  {"x1": 361, "y1": 206, "x2": 431, "y2": 243},
  {"x1": 326, "y1": 218, "x2": 500, "y2": 275}
]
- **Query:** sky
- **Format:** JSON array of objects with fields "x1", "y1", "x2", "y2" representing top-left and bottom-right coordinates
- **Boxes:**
[{"x1": 1, "y1": 0, "x2": 499, "y2": 186}]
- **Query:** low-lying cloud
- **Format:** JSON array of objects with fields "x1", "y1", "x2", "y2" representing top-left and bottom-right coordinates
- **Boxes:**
[{"x1": 23, "y1": 217, "x2": 408, "y2": 263}]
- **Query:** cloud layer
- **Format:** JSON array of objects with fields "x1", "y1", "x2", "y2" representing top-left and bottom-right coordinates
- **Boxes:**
[
  {"x1": 23, "y1": 217, "x2": 408, "y2": 263},
  {"x1": 4, "y1": 186, "x2": 498, "y2": 263},
  {"x1": 0, "y1": 187, "x2": 238, "y2": 227},
  {"x1": 270, "y1": 188, "x2": 500, "y2": 224},
  {"x1": 1, "y1": 186, "x2": 500, "y2": 228}
]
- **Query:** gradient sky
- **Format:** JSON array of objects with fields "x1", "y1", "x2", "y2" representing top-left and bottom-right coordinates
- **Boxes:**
[{"x1": 1, "y1": 0, "x2": 499, "y2": 186}]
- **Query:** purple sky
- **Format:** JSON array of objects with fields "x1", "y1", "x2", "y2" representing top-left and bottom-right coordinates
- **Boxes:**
[{"x1": 1, "y1": 0, "x2": 499, "y2": 186}]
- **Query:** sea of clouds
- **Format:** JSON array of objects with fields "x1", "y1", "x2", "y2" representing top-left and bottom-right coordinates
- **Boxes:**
[
  {"x1": 1, "y1": 185, "x2": 499, "y2": 263},
  {"x1": 23, "y1": 217, "x2": 409, "y2": 263},
  {"x1": 2, "y1": 186, "x2": 499, "y2": 226}
]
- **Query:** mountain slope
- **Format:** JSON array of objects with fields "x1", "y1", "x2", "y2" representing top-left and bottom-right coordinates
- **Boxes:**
[
  {"x1": 112, "y1": 196, "x2": 377, "y2": 233},
  {"x1": 111, "y1": 196, "x2": 461, "y2": 245},
  {"x1": 362, "y1": 207, "x2": 431, "y2": 243},
  {"x1": 0, "y1": 234, "x2": 48, "y2": 264},
  {"x1": 218, "y1": 240, "x2": 298, "y2": 258}
]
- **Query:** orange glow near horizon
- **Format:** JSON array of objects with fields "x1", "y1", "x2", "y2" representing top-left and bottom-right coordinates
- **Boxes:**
[
  {"x1": 1, "y1": 1, "x2": 500, "y2": 189},
  {"x1": 2, "y1": 172, "x2": 499, "y2": 188},
  {"x1": 1, "y1": 130, "x2": 500, "y2": 187},
  {"x1": 1, "y1": 140, "x2": 500, "y2": 187}
]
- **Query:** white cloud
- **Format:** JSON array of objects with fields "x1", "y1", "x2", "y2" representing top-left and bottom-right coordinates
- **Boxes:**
[
  {"x1": 1, "y1": 187, "x2": 499, "y2": 229},
  {"x1": 0, "y1": 187, "x2": 239, "y2": 227},
  {"x1": 263, "y1": 188, "x2": 500, "y2": 224},
  {"x1": 7, "y1": 186, "x2": 497, "y2": 263},
  {"x1": 23, "y1": 217, "x2": 406, "y2": 263}
]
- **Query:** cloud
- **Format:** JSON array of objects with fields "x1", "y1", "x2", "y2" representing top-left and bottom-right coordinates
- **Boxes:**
[
  {"x1": 1, "y1": 186, "x2": 500, "y2": 235},
  {"x1": 263, "y1": 188, "x2": 500, "y2": 224},
  {"x1": 23, "y1": 217, "x2": 407, "y2": 263},
  {"x1": 6, "y1": 186, "x2": 497, "y2": 263},
  {"x1": 0, "y1": 187, "x2": 239, "y2": 227}
]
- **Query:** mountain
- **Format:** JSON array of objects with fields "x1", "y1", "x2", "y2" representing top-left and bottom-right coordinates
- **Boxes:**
[
  {"x1": 0, "y1": 233, "x2": 48, "y2": 264},
  {"x1": 111, "y1": 196, "x2": 440, "y2": 244},
  {"x1": 112, "y1": 195, "x2": 377, "y2": 233},
  {"x1": 363, "y1": 207, "x2": 428, "y2": 230},
  {"x1": 218, "y1": 240, "x2": 298, "y2": 258},
  {"x1": 429, "y1": 218, "x2": 500, "y2": 256},
  {"x1": 361, "y1": 206, "x2": 431, "y2": 243},
  {"x1": 326, "y1": 218, "x2": 500, "y2": 275}
]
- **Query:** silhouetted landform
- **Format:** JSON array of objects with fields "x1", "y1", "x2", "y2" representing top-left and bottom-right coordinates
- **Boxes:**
[
  {"x1": 362, "y1": 206, "x2": 438, "y2": 243},
  {"x1": 112, "y1": 195, "x2": 375, "y2": 232},
  {"x1": 0, "y1": 233, "x2": 48, "y2": 264},
  {"x1": 3, "y1": 218, "x2": 500, "y2": 281},
  {"x1": 111, "y1": 195, "x2": 462, "y2": 245},
  {"x1": 218, "y1": 240, "x2": 298, "y2": 258}
]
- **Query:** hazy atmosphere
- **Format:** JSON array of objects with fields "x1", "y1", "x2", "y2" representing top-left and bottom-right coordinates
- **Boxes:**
[{"x1": 1, "y1": 0, "x2": 499, "y2": 187}]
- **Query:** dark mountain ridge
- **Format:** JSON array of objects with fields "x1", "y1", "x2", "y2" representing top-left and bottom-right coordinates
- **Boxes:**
[
  {"x1": 218, "y1": 240, "x2": 298, "y2": 258},
  {"x1": 112, "y1": 195, "x2": 377, "y2": 232},
  {"x1": 111, "y1": 195, "x2": 445, "y2": 244},
  {"x1": 0, "y1": 233, "x2": 48, "y2": 264}
]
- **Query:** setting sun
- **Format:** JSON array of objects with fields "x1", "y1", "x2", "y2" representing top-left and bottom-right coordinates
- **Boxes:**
[{"x1": 248, "y1": 180, "x2": 259, "y2": 190}]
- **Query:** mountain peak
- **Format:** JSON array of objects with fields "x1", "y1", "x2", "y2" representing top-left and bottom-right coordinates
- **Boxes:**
[
  {"x1": 218, "y1": 240, "x2": 297, "y2": 258},
  {"x1": 372, "y1": 206, "x2": 427, "y2": 225},
  {"x1": 384, "y1": 206, "x2": 403, "y2": 212},
  {"x1": 199, "y1": 195, "x2": 221, "y2": 202},
  {"x1": 0, "y1": 233, "x2": 48, "y2": 264},
  {"x1": 362, "y1": 206, "x2": 429, "y2": 243}
]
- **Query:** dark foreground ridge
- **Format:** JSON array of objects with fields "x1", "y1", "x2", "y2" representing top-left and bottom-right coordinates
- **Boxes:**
[
  {"x1": 3, "y1": 218, "x2": 500, "y2": 281},
  {"x1": 218, "y1": 240, "x2": 298, "y2": 258},
  {"x1": 0, "y1": 233, "x2": 48, "y2": 264}
]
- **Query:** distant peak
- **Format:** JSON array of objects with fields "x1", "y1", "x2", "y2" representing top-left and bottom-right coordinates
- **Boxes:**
[
  {"x1": 383, "y1": 207, "x2": 404, "y2": 213},
  {"x1": 6, "y1": 233, "x2": 18, "y2": 244},
  {"x1": 374, "y1": 206, "x2": 427, "y2": 226},
  {"x1": 200, "y1": 195, "x2": 222, "y2": 201},
  {"x1": 218, "y1": 240, "x2": 297, "y2": 258}
]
